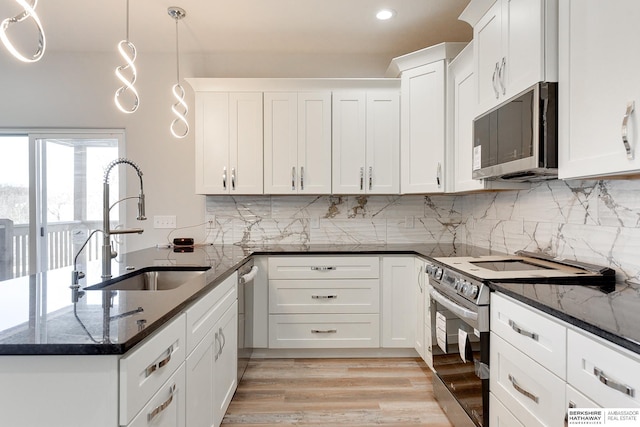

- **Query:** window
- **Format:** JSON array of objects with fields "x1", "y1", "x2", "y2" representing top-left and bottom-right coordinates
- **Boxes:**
[{"x1": 0, "y1": 130, "x2": 124, "y2": 282}]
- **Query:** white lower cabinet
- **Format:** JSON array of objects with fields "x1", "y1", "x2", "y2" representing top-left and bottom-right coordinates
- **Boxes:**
[
  {"x1": 185, "y1": 272, "x2": 238, "y2": 427},
  {"x1": 127, "y1": 363, "x2": 186, "y2": 427},
  {"x1": 381, "y1": 256, "x2": 416, "y2": 348},
  {"x1": 490, "y1": 392, "x2": 524, "y2": 427}
]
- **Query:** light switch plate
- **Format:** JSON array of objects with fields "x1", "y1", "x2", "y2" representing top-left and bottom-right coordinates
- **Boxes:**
[{"x1": 154, "y1": 215, "x2": 176, "y2": 229}]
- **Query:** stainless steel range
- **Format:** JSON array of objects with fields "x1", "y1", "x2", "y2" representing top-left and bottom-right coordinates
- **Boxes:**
[{"x1": 425, "y1": 251, "x2": 615, "y2": 427}]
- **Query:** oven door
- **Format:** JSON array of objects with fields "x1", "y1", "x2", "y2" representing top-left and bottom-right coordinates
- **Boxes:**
[{"x1": 429, "y1": 286, "x2": 489, "y2": 427}]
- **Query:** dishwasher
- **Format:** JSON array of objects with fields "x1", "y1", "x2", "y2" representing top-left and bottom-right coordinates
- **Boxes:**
[{"x1": 237, "y1": 259, "x2": 258, "y2": 382}]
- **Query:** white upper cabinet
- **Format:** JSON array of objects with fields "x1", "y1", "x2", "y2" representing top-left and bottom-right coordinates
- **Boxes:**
[
  {"x1": 194, "y1": 92, "x2": 264, "y2": 195},
  {"x1": 388, "y1": 43, "x2": 466, "y2": 194},
  {"x1": 447, "y1": 43, "x2": 527, "y2": 193},
  {"x1": 332, "y1": 90, "x2": 400, "y2": 194},
  {"x1": 461, "y1": 0, "x2": 558, "y2": 115},
  {"x1": 558, "y1": 0, "x2": 640, "y2": 179},
  {"x1": 264, "y1": 92, "x2": 332, "y2": 194}
]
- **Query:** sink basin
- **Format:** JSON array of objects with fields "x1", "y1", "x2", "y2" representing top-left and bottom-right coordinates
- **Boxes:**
[{"x1": 85, "y1": 268, "x2": 209, "y2": 292}]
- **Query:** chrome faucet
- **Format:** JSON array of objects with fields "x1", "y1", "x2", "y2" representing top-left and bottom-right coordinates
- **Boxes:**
[
  {"x1": 102, "y1": 158, "x2": 146, "y2": 279},
  {"x1": 70, "y1": 158, "x2": 146, "y2": 302}
]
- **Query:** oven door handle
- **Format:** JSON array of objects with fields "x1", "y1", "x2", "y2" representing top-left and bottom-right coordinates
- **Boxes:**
[{"x1": 429, "y1": 288, "x2": 478, "y2": 322}]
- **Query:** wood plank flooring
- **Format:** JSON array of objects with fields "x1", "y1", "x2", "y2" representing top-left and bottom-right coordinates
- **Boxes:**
[{"x1": 222, "y1": 358, "x2": 453, "y2": 426}]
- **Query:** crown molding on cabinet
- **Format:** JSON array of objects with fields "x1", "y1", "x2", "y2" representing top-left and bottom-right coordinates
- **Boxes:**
[
  {"x1": 385, "y1": 42, "x2": 468, "y2": 78},
  {"x1": 458, "y1": 0, "x2": 498, "y2": 27}
]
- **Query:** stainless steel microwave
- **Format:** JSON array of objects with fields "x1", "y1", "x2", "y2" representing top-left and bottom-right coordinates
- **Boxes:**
[{"x1": 472, "y1": 82, "x2": 558, "y2": 181}]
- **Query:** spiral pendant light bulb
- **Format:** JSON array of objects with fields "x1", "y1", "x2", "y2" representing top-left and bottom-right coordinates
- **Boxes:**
[
  {"x1": 168, "y1": 7, "x2": 188, "y2": 138},
  {"x1": 114, "y1": 0, "x2": 139, "y2": 114},
  {"x1": 0, "y1": 0, "x2": 46, "y2": 63}
]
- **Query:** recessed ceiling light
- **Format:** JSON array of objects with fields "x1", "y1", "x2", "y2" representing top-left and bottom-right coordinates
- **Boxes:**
[{"x1": 376, "y1": 9, "x2": 396, "y2": 20}]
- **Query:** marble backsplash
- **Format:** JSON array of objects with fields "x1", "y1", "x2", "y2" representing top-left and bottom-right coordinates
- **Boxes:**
[{"x1": 205, "y1": 178, "x2": 640, "y2": 283}]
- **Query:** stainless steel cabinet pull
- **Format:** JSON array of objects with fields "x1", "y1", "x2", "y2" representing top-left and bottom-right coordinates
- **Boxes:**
[
  {"x1": 147, "y1": 384, "x2": 176, "y2": 422},
  {"x1": 145, "y1": 344, "x2": 174, "y2": 377},
  {"x1": 300, "y1": 166, "x2": 304, "y2": 191},
  {"x1": 368, "y1": 166, "x2": 373, "y2": 190},
  {"x1": 311, "y1": 266, "x2": 336, "y2": 271},
  {"x1": 594, "y1": 367, "x2": 635, "y2": 397},
  {"x1": 311, "y1": 329, "x2": 337, "y2": 334},
  {"x1": 219, "y1": 327, "x2": 226, "y2": 353},
  {"x1": 417, "y1": 265, "x2": 424, "y2": 293},
  {"x1": 214, "y1": 331, "x2": 221, "y2": 361},
  {"x1": 312, "y1": 295, "x2": 338, "y2": 299},
  {"x1": 508, "y1": 374, "x2": 539, "y2": 403},
  {"x1": 622, "y1": 101, "x2": 635, "y2": 160},
  {"x1": 222, "y1": 167, "x2": 227, "y2": 190},
  {"x1": 508, "y1": 319, "x2": 539, "y2": 341},
  {"x1": 492, "y1": 62, "x2": 500, "y2": 99},
  {"x1": 499, "y1": 57, "x2": 507, "y2": 95},
  {"x1": 436, "y1": 162, "x2": 442, "y2": 187},
  {"x1": 231, "y1": 168, "x2": 236, "y2": 190},
  {"x1": 292, "y1": 166, "x2": 296, "y2": 191},
  {"x1": 360, "y1": 167, "x2": 364, "y2": 190}
]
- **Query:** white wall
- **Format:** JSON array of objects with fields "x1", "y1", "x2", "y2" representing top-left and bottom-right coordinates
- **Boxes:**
[{"x1": 0, "y1": 50, "x2": 390, "y2": 251}]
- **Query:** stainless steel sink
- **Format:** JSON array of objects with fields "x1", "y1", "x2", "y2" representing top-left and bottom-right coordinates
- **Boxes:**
[{"x1": 85, "y1": 268, "x2": 209, "y2": 291}]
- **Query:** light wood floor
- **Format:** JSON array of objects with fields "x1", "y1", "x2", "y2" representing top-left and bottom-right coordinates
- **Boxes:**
[{"x1": 222, "y1": 358, "x2": 454, "y2": 426}]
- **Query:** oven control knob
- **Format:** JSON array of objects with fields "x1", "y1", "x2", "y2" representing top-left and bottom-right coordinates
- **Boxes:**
[
  {"x1": 468, "y1": 285, "x2": 479, "y2": 299},
  {"x1": 435, "y1": 268, "x2": 443, "y2": 280},
  {"x1": 426, "y1": 265, "x2": 434, "y2": 276},
  {"x1": 460, "y1": 282, "x2": 469, "y2": 294},
  {"x1": 453, "y1": 278, "x2": 461, "y2": 290}
]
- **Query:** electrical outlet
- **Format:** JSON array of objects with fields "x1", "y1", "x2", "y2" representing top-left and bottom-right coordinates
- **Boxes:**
[
  {"x1": 205, "y1": 214, "x2": 216, "y2": 229},
  {"x1": 154, "y1": 215, "x2": 176, "y2": 229}
]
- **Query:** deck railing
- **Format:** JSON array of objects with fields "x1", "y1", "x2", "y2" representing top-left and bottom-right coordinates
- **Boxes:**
[{"x1": 1, "y1": 220, "x2": 103, "y2": 281}]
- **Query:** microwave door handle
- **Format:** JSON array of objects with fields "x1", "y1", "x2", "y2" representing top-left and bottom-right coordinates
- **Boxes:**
[{"x1": 428, "y1": 288, "x2": 478, "y2": 322}]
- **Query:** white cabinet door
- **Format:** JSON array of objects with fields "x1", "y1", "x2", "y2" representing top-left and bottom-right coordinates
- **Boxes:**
[
  {"x1": 558, "y1": 0, "x2": 640, "y2": 179},
  {"x1": 414, "y1": 258, "x2": 425, "y2": 360},
  {"x1": 381, "y1": 256, "x2": 416, "y2": 348},
  {"x1": 186, "y1": 331, "x2": 216, "y2": 427},
  {"x1": 400, "y1": 61, "x2": 446, "y2": 194},
  {"x1": 366, "y1": 90, "x2": 400, "y2": 194},
  {"x1": 196, "y1": 92, "x2": 230, "y2": 194},
  {"x1": 128, "y1": 364, "x2": 186, "y2": 427},
  {"x1": 213, "y1": 301, "x2": 238, "y2": 427},
  {"x1": 264, "y1": 92, "x2": 298, "y2": 194},
  {"x1": 229, "y1": 93, "x2": 263, "y2": 194},
  {"x1": 332, "y1": 91, "x2": 367, "y2": 194},
  {"x1": 195, "y1": 92, "x2": 263, "y2": 195},
  {"x1": 265, "y1": 92, "x2": 331, "y2": 194},
  {"x1": 297, "y1": 92, "x2": 332, "y2": 194},
  {"x1": 474, "y1": 0, "x2": 504, "y2": 113}
]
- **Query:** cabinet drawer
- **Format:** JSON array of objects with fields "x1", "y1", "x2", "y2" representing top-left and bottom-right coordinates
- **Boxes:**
[
  {"x1": 490, "y1": 392, "x2": 525, "y2": 427},
  {"x1": 120, "y1": 314, "x2": 186, "y2": 426},
  {"x1": 268, "y1": 256, "x2": 379, "y2": 279},
  {"x1": 269, "y1": 314, "x2": 380, "y2": 348},
  {"x1": 491, "y1": 333, "x2": 566, "y2": 427},
  {"x1": 269, "y1": 279, "x2": 379, "y2": 314},
  {"x1": 491, "y1": 293, "x2": 567, "y2": 379},
  {"x1": 567, "y1": 329, "x2": 640, "y2": 408},
  {"x1": 127, "y1": 363, "x2": 186, "y2": 427},
  {"x1": 185, "y1": 272, "x2": 237, "y2": 355}
]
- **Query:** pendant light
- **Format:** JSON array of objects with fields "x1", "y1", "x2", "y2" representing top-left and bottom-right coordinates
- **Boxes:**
[
  {"x1": 0, "y1": 0, "x2": 46, "y2": 62},
  {"x1": 168, "y1": 7, "x2": 189, "y2": 139},
  {"x1": 114, "y1": 0, "x2": 139, "y2": 114}
]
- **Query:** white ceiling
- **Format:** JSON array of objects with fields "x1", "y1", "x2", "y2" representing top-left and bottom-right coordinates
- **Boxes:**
[{"x1": 10, "y1": 0, "x2": 472, "y2": 56}]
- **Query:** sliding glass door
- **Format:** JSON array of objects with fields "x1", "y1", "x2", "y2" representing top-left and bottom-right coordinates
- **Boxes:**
[{"x1": 0, "y1": 131, "x2": 123, "y2": 282}]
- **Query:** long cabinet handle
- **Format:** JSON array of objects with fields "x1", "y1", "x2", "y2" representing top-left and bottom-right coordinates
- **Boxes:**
[
  {"x1": 508, "y1": 319, "x2": 539, "y2": 341},
  {"x1": 214, "y1": 331, "x2": 221, "y2": 361},
  {"x1": 147, "y1": 383, "x2": 176, "y2": 422},
  {"x1": 231, "y1": 168, "x2": 236, "y2": 190},
  {"x1": 508, "y1": 374, "x2": 539, "y2": 403},
  {"x1": 292, "y1": 167, "x2": 296, "y2": 191},
  {"x1": 311, "y1": 329, "x2": 337, "y2": 334},
  {"x1": 417, "y1": 265, "x2": 424, "y2": 293},
  {"x1": 222, "y1": 167, "x2": 227, "y2": 190},
  {"x1": 360, "y1": 167, "x2": 364, "y2": 191},
  {"x1": 368, "y1": 166, "x2": 373, "y2": 190},
  {"x1": 145, "y1": 344, "x2": 174, "y2": 377},
  {"x1": 436, "y1": 162, "x2": 442, "y2": 187},
  {"x1": 311, "y1": 266, "x2": 336, "y2": 271},
  {"x1": 499, "y1": 57, "x2": 507, "y2": 95},
  {"x1": 594, "y1": 367, "x2": 635, "y2": 397},
  {"x1": 300, "y1": 166, "x2": 304, "y2": 191},
  {"x1": 312, "y1": 295, "x2": 338, "y2": 299},
  {"x1": 492, "y1": 62, "x2": 500, "y2": 99},
  {"x1": 622, "y1": 101, "x2": 635, "y2": 160}
]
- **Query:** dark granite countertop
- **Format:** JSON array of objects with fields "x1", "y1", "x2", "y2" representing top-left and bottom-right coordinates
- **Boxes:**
[
  {"x1": 0, "y1": 243, "x2": 484, "y2": 355},
  {"x1": 2, "y1": 242, "x2": 638, "y2": 357}
]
